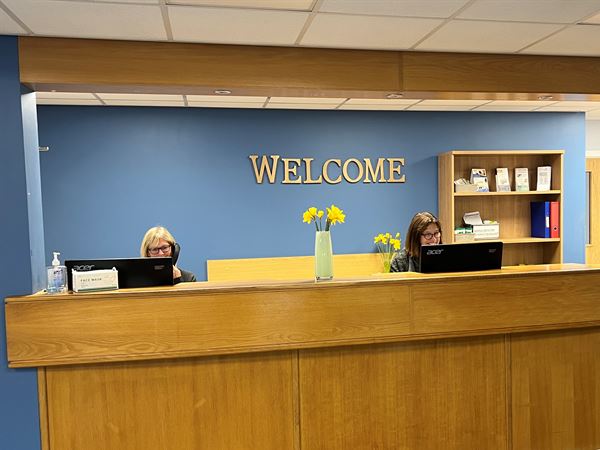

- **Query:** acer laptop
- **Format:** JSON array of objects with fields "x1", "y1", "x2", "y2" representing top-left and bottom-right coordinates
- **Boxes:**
[
  {"x1": 418, "y1": 242, "x2": 503, "y2": 273},
  {"x1": 66, "y1": 257, "x2": 173, "y2": 290}
]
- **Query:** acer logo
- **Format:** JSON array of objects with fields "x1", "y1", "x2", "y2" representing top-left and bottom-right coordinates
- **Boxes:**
[
  {"x1": 426, "y1": 249, "x2": 443, "y2": 256},
  {"x1": 73, "y1": 264, "x2": 95, "y2": 271}
]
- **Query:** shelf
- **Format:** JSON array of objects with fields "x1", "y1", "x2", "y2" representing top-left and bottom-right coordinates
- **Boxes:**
[
  {"x1": 454, "y1": 190, "x2": 560, "y2": 197},
  {"x1": 439, "y1": 150, "x2": 563, "y2": 265},
  {"x1": 449, "y1": 150, "x2": 564, "y2": 156},
  {"x1": 452, "y1": 237, "x2": 560, "y2": 244},
  {"x1": 501, "y1": 237, "x2": 560, "y2": 244}
]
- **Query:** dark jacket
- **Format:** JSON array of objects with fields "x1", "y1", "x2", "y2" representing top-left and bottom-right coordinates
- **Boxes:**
[
  {"x1": 390, "y1": 248, "x2": 419, "y2": 272},
  {"x1": 176, "y1": 268, "x2": 197, "y2": 283}
]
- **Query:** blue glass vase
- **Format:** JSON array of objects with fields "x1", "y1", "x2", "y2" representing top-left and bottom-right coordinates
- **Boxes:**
[{"x1": 315, "y1": 231, "x2": 333, "y2": 281}]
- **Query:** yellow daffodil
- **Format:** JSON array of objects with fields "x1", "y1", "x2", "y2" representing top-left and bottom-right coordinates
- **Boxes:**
[
  {"x1": 303, "y1": 210, "x2": 314, "y2": 224},
  {"x1": 302, "y1": 204, "x2": 346, "y2": 231},
  {"x1": 373, "y1": 231, "x2": 402, "y2": 273},
  {"x1": 325, "y1": 204, "x2": 345, "y2": 229}
]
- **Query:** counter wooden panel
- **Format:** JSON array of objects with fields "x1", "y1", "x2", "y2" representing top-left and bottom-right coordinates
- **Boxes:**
[
  {"x1": 6, "y1": 283, "x2": 411, "y2": 367},
  {"x1": 300, "y1": 336, "x2": 508, "y2": 450},
  {"x1": 42, "y1": 352, "x2": 296, "y2": 450},
  {"x1": 5, "y1": 264, "x2": 600, "y2": 450}
]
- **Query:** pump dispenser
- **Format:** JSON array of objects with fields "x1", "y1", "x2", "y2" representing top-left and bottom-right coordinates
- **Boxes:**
[{"x1": 47, "y1": 251, "x2": 67, "y2": 293}]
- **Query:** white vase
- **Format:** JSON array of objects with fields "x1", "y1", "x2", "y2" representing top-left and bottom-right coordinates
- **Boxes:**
[{"x1": 315, "y1": 231, "x2": 333, "y2": 281}]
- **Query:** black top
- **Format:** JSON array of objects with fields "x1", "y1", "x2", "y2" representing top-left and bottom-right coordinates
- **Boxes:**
[{"x1": 175, "y1": 268, "x2": 197, "y2": 283}]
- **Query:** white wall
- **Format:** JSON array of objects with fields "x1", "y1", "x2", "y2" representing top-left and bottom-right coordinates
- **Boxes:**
[{"x1": 586, "y1": 120, "x2": 600, "y2": 156}]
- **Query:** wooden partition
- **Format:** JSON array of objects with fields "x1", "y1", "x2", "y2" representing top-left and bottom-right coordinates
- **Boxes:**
[
  {"x1": 207, "y1": 252, "x2": 382, "y2": 281},
  {"x1": 5, "y1": 265, "x2": 600, "y2": 449}
]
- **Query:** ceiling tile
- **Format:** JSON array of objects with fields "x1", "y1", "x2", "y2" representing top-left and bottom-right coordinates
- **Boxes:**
[
  {"x1": 188, "y1": 101, "x2": 264, "y2": 108},
  {"x1": 0, "y1": 6, "x2": 26, "y2": 34},
  {"x1": 587, "y1": 110, "x2": 600, "y2": 119},
  {"x1": 485, "y1": 100, "x2": 558, "y2": 107},
  {"x1": 522, "y1": 24, "x2": 600, "y2": 56},
  {"x1": 416, "y1": 20, "x2": 562, "y2": 53},
  {"x1": 457, "y1": 0, "x2": 600, "y2": 24},
  {"x1": 302, "y1": 13, "x2": 442, "y2": 50},
  {"x1": 169, "y1": 6, "x2": 309, "y2": 45},
  {"x1": 166, "y1": 0, "x2": 314, "y2": 10},
  {"x1": 473, "y1": 105, "x2": 543, "y2": 111},
  {"x1": 2, "y1": 0, "x2": 166, "y2": 41},
  {"x1": 555, "y1": 101, "x2": 600, "y2": 107},
  {"x1": 418, "y1": 99, "x2": 491, "y2": 106},
  {"x1": 265, "y1": 103, "x2": 338, "y2": 109},
  {"x1": 36, "y1": 98, "x2": 103, "y2": 105},
  {"x1": 339, "y1": 104, "x2": 411, "y2": 110},
  {"x1": 91, "y1": 0, "x2": 159, "y2": 4},
  {"x1": 186, "y1": 95, "x2": 267, "y2": 102},
  {"x1": 582, "y1": 11, "x2": 600, "y2": 24},
  {"x1": 344, "y1": 98, "x2": 420, "y2": 105},
  {"x1": 97, "y1": 93, "x2": 183, "y2": 101},
  {"x1": 269, "y1": 97, "x2": 345, "y2": 104},
  {"x1": 319, "y1": 0, "x2": 469, "y2": 18},
  {"x1": 103, "y1": 100, "x2": 185, "y2": 106},
  {"x1": 36, "y1": 92, "x2": 97, "y2": 99},
  {"x1": 407, "y1": 105, "x2": 477, "y2": 110},
  {"x1": 536, "y1": 105, "x2": 600, "y2": 112}
]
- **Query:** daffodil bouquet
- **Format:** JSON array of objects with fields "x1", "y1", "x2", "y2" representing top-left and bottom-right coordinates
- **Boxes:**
[
  {"x1": 302, "y1": 204, "x2": 346, "y2": 231},
  {"x1": 374, "y1": 232, "x2": 401, "y2": 273}
]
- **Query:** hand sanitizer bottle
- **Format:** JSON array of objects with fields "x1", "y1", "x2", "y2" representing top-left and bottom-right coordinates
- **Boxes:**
[{"x1": 47, "y1": 251, "x2": 67, "y2": 294}]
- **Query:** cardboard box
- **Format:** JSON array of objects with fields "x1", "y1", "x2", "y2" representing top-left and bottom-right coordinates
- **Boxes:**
[
  {"x1": 454, "y1": 232, "x2": 476, "y2": 243},
  {"x1": 72, "y1": 268, "x2": 119, "y2": 292},
  {"x1": 455, "y1": 184, "x2": 479, "y2": 193}
]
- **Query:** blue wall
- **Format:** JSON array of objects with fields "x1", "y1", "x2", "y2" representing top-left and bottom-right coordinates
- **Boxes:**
[
  {"x1": 0, "y1": 36, "x2": 41, "y2": 450},
  {"x1": 38, "y1": 106, "x2": 586, "y2": 279}
]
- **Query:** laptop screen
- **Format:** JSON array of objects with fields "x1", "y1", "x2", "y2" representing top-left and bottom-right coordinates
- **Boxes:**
[
  {"x1": 65, "y1": 257, "x2": 174, "y2": 290},
  {"x1": 418, "y1": 242, "x2": 503, "y2": 273}
]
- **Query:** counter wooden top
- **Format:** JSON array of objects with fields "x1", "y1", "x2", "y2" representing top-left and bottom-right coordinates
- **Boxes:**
[{"x1": 5, "y1": 264, "x2": 600, "y2": 368}]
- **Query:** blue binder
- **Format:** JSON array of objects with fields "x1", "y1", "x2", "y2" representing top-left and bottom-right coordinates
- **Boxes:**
[{"x1": 531, "y1": 201, "x2": 550, "y2": 238}]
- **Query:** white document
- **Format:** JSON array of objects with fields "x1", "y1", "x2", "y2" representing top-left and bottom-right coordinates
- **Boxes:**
[
  {"x1": 536, "y1": 166, "x2": 552, "y2": 191},
  {"x1": 463, "y1": 211, "x2": 484, "y2": 226},
  {"x1": 495, "y1": 167, "x2": 510, "y2": 192},
  {"x1": 470, "y1": 168, "x2": 487, "y2": 184},
  {"x1": 515, "y1": 167, "x2": 529, "y2": 192},
  {"x1": 472, "y1": 175, "x2": 489, "y2": 192}
]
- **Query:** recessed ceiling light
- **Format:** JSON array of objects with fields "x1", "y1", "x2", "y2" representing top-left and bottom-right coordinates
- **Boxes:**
[
  {"x1": 386, "y1": 93, "x2": 403, "y2": 99},
  {"x1": 214, "y1": 89, "x2": 232, "y2": 95},
  {"x1": 538, "y1": 95, "x2": 554, "y2": 100}
]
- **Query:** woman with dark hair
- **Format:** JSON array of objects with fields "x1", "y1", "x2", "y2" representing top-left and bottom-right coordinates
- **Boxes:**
[{"x1": 390, "y1": 212, "x2": 442, "y2": 272}]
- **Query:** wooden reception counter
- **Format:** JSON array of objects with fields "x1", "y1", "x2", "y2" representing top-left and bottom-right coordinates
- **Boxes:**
[{"x1": 5, "y1": 264, "x2": 600, "y2": 450}]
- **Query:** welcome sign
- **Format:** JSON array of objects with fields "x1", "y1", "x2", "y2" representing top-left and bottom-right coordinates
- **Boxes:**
[{"x1": 249, "y1": 155, "x2": 406, "y2": 184}]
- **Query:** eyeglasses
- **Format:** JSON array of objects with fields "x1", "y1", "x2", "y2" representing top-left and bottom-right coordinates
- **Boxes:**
[
  {"x1": 148, "y1": 245, "x2": 172, "y2": 256},
  {"x1": 422, "y1": 231, "x2": 441, "y2": 240}
]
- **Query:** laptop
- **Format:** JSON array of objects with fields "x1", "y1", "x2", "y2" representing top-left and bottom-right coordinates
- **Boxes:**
[
  {"x1": 65, "y1": 257, "x2": 173, "y2": 290},
  {"x1": 418, "y1": 242, "x2": 503, "y2": 273}
]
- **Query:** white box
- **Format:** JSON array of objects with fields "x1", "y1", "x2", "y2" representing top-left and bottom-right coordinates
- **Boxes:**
[
  {"x1": 455, "y1": 184, "x2": 479, "y2": 193},
  {"x1": 472, "y1": 223, "x2": 500, "y2": 240},
  {"x1": 454, "y1": 232, "x2": 476, "y2": 243},
  {"x1": 72, "y1": 268, "x2": 119, "y2": 292}
]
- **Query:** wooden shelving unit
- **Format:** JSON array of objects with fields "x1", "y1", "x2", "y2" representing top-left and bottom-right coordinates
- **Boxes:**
[{"x1": 438, "y1": 150, "x2": 564, "y2": 266}]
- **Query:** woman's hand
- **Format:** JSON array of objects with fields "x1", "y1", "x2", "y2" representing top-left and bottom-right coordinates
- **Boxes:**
[{"x1": 173, "y1": 265, "x2": 182, "y2": 280}]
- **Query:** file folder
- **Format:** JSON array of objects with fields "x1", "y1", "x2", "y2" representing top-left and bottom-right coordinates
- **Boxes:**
[
  {"x1": 550, "y1": 201, "x2": 560, "y2": 238},
  {"x1": 531, "y1": 201, "x2": 550, "y2": 238}
]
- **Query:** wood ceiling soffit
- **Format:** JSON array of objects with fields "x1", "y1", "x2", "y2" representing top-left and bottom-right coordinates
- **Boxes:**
[{"x1": 18, "y1": 36, "x2": 600, "y2": 99}]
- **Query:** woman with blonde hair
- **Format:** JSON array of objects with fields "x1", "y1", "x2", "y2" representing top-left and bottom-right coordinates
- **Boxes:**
[
  {"x1": 390, "y1": 212, "x2": 442, "y2": 272},
  {"x1": 140, "y1": 226, "x2": 197, "y2": 283}
]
